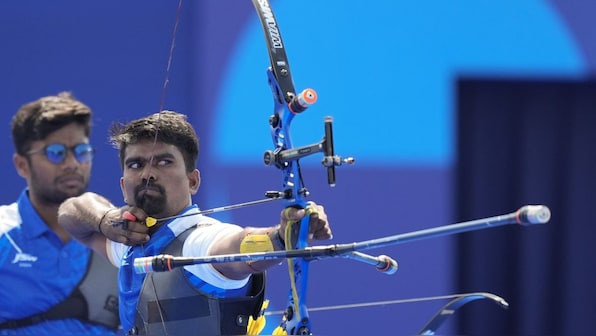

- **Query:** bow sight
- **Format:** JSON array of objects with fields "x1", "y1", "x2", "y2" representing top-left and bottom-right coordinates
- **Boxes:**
[{"x1": 263, "y1": 115, "x2": 355, "y2": 189}]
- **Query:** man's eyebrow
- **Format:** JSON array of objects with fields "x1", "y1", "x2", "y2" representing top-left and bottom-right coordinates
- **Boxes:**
[
  {"x1": 124, "y1": 156, "x2": 145, "y2": 166},
  {"x1": 124, "y1": 152, "x2": 176, "y2": 165},
  {"x1": 151, "y1": 153, "x2": 176, "y2": 161}
]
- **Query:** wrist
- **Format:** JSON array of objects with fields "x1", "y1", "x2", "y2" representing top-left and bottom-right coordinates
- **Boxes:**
[
  {"x1": 271, "y1": 225, "x2": 286, "y2": 250},
  {"x1": 98, "y1": 209, "x2": 111, "y2": 235}
]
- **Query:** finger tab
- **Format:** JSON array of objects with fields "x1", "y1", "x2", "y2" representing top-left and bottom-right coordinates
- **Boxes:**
[{"x1": 122, "y1": 211, "x2": 137, "y2": 221}]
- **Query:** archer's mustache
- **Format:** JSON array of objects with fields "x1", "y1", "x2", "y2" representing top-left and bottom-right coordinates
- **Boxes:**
[{"x1": 134, "y1": 181, "x2": 165, "y2": 196}]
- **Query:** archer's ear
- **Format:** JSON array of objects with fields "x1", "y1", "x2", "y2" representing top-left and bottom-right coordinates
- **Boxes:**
[
  {"x1": 189, "y1": 169, "x2": 200, "y2": 195},
  {"x1": 13, "y1": 153, "x2": 30, "y2": 178},
  {"x1": 120, "y1": 177, "x2": 129, "y2": 204}
]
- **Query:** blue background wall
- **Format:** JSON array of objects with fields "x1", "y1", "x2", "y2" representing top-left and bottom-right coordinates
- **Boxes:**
[{"x1": 1, "y1": 0, "x2": 594, "y2": 334}]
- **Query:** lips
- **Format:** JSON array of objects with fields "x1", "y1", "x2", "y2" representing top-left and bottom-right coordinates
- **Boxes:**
[
  {"x1": 135, "y1": 184, "x2": 164, "y2": 197},
  {"x1": 138, "y1": 188, "x2": 161, "y2": 197}
]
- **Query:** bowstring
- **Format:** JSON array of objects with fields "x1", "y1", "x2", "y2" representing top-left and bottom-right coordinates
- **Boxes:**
[
  {"x1": 148, "y1": 0, "x2": 183, "y2": 174},
  {"x1": 141, "y1": 0, "x2": 184, "y2": 334},
  {"x1": 263, "y1": 293, "x2": 502, "y2": 315}
]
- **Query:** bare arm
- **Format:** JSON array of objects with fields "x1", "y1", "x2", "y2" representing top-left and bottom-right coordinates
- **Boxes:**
[
  {"x1": 210, "y1": 202, "x2": 332, "y2": 279},
  {"x1": 58, "y1": 192, "x2": 150, "y2": 259}
]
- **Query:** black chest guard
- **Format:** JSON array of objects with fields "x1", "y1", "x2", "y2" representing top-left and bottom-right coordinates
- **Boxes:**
[{"x1": 131, "y1": 227, "x2": 265, "y2": 336}]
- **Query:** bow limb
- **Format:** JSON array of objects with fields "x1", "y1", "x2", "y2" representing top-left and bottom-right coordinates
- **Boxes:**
[
  {"x1": 143, "y1": 0, "x2": 183, "y2": 190},
  {"x1": 417, "y1": 293, "x2": 509, "y2": 335},
  {"x1": 263, "y1": 292, "x2": 508, "y2": 336}
]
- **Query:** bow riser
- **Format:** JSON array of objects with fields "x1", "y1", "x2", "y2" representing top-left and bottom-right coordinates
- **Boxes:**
[{"x1": 265, "y1": 59, "x2": 314, "y2": 335}]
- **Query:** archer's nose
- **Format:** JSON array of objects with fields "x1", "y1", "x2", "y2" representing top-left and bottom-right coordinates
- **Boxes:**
[{"x1": 140, "y1": 165, "x2": 157, "y2": 182}]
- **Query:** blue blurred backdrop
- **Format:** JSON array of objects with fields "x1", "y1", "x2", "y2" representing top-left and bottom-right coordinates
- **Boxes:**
[{"x1": 1, "y1": 1, "x2": 594, "y2": 334}]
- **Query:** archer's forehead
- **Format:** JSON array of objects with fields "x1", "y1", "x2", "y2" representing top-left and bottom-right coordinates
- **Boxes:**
[{"x1": 123, "y1": 141, "x2": 183, "y2": 160}]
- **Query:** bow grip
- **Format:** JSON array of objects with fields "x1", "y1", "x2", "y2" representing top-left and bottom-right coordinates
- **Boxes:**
[{"x1": 282, "y1": 203, "x2": 312, "y2": 249}]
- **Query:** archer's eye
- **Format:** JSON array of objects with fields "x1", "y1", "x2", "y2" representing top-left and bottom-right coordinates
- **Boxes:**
[
  {"x1": 127, "y1": 161, "x2": 143, "y2": 170},
  {"x1": 156, "y1": 159, "x2": 172, "y2": 167}
]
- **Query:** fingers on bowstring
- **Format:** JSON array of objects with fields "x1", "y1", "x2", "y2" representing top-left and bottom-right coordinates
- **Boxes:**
[
  {"x1": 119, "y1": 224, "x2": 149, "y2": 245},
  {"x1": 110, "y1": 210, "x2": 149, "y2": 245},
  {"x1": 122, "y1": 211, "x2": 136, "y2": 223},
  {"x1": 124, "y1": 207, "x2": 148, "y2": 223}
]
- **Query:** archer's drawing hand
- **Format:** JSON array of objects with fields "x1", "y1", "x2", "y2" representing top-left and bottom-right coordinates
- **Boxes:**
[{"x1": 99, "y1": 206, "x2": 150, "y2": 246}]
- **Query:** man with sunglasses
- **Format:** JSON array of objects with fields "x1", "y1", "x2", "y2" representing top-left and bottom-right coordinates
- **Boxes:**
[{"x1": 0, "y1": 92, "x2": 120, "y2": 334}]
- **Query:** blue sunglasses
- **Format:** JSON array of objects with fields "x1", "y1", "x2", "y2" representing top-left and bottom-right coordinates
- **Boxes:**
[{"x1": 27, "y1": 143, "x2": 95, "y2": 164}]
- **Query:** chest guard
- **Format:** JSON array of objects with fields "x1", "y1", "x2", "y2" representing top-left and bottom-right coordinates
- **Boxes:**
[
  {"x1": 0, "y1": 251, "x2": 119, "y2": 330},
  {"x1": 78, "y1": 251, "x2": 120, "y2": 329},
  {"x1": 132, "y1": 228, "x2": 265, "y2": 336}
]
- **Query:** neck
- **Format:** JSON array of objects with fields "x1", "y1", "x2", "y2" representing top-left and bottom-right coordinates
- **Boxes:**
[{"x1": 29, "y1": 195, "x2": 72, "y2": 243}]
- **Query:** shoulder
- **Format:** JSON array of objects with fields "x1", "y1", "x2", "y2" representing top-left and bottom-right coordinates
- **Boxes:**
[
  {"x1": 182, "y1": 219, "x2": 242, "y2": 253},
  {"x1": 0, "y1": 202, "x2": 21, "y2": 234},
  {"x1": 106, "y1": 240, "x2": 128, "y2": 267},
  {"x1": 188, "y1": 218, "x2": 243, "y2": 241},
  {"x1": 181, "y1": 219, "x2": 250, "y2": 289}
]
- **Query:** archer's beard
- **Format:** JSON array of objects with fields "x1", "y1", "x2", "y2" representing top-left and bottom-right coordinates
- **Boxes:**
[{"x1": 135, "y1": 190, "x2": 166, "y2": 216}]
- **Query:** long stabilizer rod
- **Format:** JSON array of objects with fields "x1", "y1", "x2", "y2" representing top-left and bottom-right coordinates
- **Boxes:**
[{"x1": 133, "y1": 205, "x2": 550, "y2": 274}]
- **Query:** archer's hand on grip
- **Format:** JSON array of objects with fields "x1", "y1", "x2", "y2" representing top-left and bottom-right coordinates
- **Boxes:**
[{"x1": 279, "y1": 202, "x2": 332, "y2": 249}]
